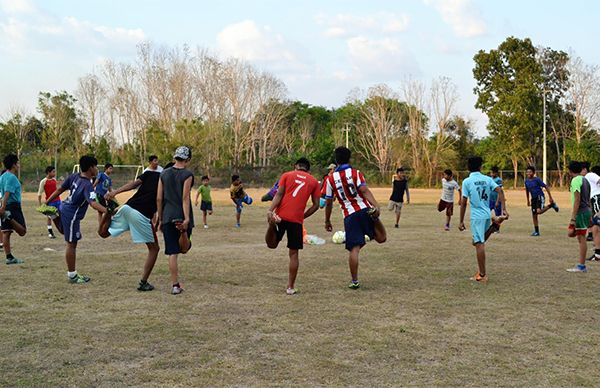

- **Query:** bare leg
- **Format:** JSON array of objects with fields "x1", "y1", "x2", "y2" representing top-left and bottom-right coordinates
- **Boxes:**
[
  {"x1": 348, "y1": 246, "x2": 361, "y2": 281},
  {"x1": 578, "y1": 235, "x2": 587, "y2": 265},
  {"x1": 66, "y1": 241, "x2": 77, "y2": 272},
  {"x1": 287, "y1": 249, "x2": 299, "y2": 289},
  {"x1": 532, "y1": 213, "x2": 539, "y2": 228},
  {"x1": 98, "y1": 212, "x2": 112, "y2": 238},
  {"x1": 593, "y1": 225, "x2": 600, "y2": 253},
  {"x1": 202, "y1": 210, "x2": 207, "y2": 226},
  {"x1": 142, "y1": 242, "x2": 159, "y2": 281},
  {"x1": 475, "y1": 243, "x2": 486, "y2": 276},
  {"x1": 236, "y1": 211, "x2": 241, "y2": 225},
  {"x1": 169, "y1": 254, "x2": 179, "y2": 284},
  {"x1": 537, "y1": 206, "x2": 552, "y2": 215},
  {"x1": 373, "y1": 219, "x2": 387, "y2": 243},
  {"x1": 2, "y1": 231, "x2": 11, "y2": 255},
  {"x1": 446, "y1": 214, "x2": 452, "y2": 226},
  {"x1": 265, "y1": 223, "x2": 279, "y2": 249},
  {"x1": 395, "y1": 211, "x2": 401, "y2": 225},
  {"x1": 9, "y1": 219, "x2": 26, "y2": 236},
  {"x1": 53, "y1": 217, "x2": 63, "y2": 235}
]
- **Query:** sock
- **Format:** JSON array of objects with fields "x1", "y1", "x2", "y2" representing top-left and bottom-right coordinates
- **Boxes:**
[
  {"x1": 67, "y1": 271, "x2": 77, "y2": 278},
  {"x1": 47, "y1": 225, "x2": 53, "y2": 231},
  {"x1": 534, "y1": 226, "x2": 540, "y2": 233},
  {"x1": 173, "y1": 282, "x2": 180, "y2": 288},
  {"x1": 6, "y1": 253, "x2": 14, "y2": 259},
  {"x1": 595, "y1": 248, "x2": 600, "y2": 258}
]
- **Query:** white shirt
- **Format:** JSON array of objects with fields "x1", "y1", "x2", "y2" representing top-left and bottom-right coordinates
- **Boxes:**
[
  {"x1": 441, "y1": 178, "x2": 460, "y2": 203},
  {"x1": 143, "y1": 166, "x2": 164, "y2": 173},
  {"x1": 585, "y1": 172, "x2": 600, "y2": 198}
]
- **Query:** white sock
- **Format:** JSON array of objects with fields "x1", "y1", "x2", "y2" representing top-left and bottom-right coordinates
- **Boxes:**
[
  {"x1": 47, "y1": 225, "x2": 53, "y2": 230},
  {"x1": 67, "y1": 271, "x2": 77, "y2": 278}
]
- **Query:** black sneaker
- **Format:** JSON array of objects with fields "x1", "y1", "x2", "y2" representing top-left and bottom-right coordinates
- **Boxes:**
[
  {"x1": 394, "y1": 224, "x2": 399, "y2": 228},
  {"x1": 137, "y1": 281, "x2": 155, "y2": 291},
  {"x1": 587, "y1": 233, "x2": 594, "y2": 242},
  {"x1": 551, "y1": 202, "x2": 559, "y2": 212}
]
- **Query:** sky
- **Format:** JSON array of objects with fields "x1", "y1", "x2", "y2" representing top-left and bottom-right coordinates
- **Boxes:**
[{"x1": 1, "y1": 0, "x2": 600, "y2": 136}]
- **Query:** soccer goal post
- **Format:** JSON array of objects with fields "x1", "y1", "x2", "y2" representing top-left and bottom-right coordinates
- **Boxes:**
[{"x1": 72, "y1": 164, "x2": 144, "y2": 187}]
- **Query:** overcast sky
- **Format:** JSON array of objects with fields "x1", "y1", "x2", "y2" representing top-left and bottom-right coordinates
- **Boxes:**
[{"x1": 1, "y1": 0, "x2": 599, "y2": 136}]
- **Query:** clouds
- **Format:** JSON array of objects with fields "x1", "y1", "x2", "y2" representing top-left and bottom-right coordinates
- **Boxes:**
[
  {"x1": 424, "y1": 0, "x2": 487, "y2": 38},
  {"x1": 315, "y1": 12, "x2": 410, "y2": 38}
]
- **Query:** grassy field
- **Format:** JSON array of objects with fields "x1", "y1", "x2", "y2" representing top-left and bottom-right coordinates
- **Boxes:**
[{"x1": 1, "y1": 189, "x2": 600, "y2": 386}]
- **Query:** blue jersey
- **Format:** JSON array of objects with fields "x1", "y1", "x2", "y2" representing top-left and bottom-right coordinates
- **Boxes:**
[
  {"x1": 0, "y1": 171, "x2": 21, "y2": 204},
  {"x1": 61, "y1": 173, "x2": 95, "y2": 220},
  {"x1": 95, "y1": 172, "x2": 112, "y2": 196},
  {"x1": 462, "y1": 172, "x2": 499, "y2": 220},
  {"x1": 525, "y1": 177, "x2": 546, "y2": 198},
  {"x1": 489, "y1": 176, "x2": 502, "y2": 202}
]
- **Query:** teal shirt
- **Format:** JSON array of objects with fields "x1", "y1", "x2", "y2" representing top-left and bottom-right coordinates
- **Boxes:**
[
  {"x1": 0, "y1": 171, "x2": 22, "y2": 204},
  {"x1": 462, "y1": 172, "x2": 498, "y2": 220}
]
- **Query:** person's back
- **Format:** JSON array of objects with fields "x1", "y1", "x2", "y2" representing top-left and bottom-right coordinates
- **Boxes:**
[
  {"x1": 160, "y1": 166, "x2": 194, "y2": 227},
  {"x1": 126, "y1": 170, "x2": 161, "y2": 219},
  {"x1": 62, "y1": 173, "x2": 94, "y2": 217},
  {"x1": 571, "y1": 175, "x2": 591, "y2": 213},
  {"x1": 328, "y1": 164, "x2": 371, "y2": 217},
  {"x1": 277, "y1": 170, "x2": 319, "y2": 224},
  {"x1": 462, "y1": 172, "x2": 495, "y2": 220}
]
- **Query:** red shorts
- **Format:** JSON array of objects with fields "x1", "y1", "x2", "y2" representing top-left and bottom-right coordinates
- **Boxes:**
[{"x1": 437, "y1": 199, "x2": 454, "y2": 216}]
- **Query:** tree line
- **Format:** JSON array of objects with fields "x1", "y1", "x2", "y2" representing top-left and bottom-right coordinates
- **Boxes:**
[{"x1": 1, "y1": 37, "x2": 599, "y2": 187}]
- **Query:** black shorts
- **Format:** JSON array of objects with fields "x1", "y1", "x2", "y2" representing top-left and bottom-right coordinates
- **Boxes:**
[
  {"x1": 531, "y1": 196, "x2": 545, "y2": 214},
  {"x1": 200, "y1": 201, "x2": 213, "y2": 211},
  {"x1": 275, "y1": 220, "x2": 303, "y2": 250},
  {"x1": 96, "y1": 195, "x2": 107, "y2": 208},
  {"x1": 0, "y1": 203, "x2": 26, "y2": 232},
  {"x1": 162, "y1": 222, "x2": 192, "y2": 255}
]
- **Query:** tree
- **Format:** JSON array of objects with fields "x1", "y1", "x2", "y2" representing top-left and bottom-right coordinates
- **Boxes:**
[
  {"x1": 0, "y1": 109, "x2": 32, "y2": 179},
  {"x1": 429, "y1": 76, "x2": 459, "y2": 185},
  {"x1": 566, "y1": 54, "x2": 600, "y2": 143},
  {"x1": 473, "y1": 36, "x2": 543, "y2": 187}
]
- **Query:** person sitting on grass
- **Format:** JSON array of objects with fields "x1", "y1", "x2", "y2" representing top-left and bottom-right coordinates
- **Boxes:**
[
  {"x1": 566, "y1": 161, "x2": 592, "y2": 273},
  {"x1": 525, "y1": 165, "x2": 558, "y2": 236},
  {"x1": 194, "y1": 175, "x2": 213, "y2": 229},
  {"x1": 98, "y1": 166, "x2": 162, "y2": 291},
  {"x1": 0, "y1": 154, "x2": 27, "y2": 265},
  {"x1": 46, "y1": 155, "x2": 108, "y2": 284},
  {"x1": 265, "y1": 157, "x2": 320, "y2": 295},
  {"x1": 324, "y1": 147, "x2": 387, "y2": 289},
  {"x1": 458, "y1": 156, "x2": 508, "y2": 283},
  {"x1": 230, "y1": 175, "x2": 253, "y2": 228}
]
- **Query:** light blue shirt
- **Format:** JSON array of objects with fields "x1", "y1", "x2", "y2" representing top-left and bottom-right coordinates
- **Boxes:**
[
  {"x1": 0, "y1": 171, "x2": 21, "y2": 204},
  {"x1": 462, "y1": 172, "x2": 499, "y2": 220}
]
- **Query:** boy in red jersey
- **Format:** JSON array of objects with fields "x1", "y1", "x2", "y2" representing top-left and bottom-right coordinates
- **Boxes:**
[
  {"x1": 324, "y1": 147, "x2": 387, "y2": 289},
  {"x1": 266, "y1": 157, "x2": 320, "y2": 295},
  {"x1": 37, "y1": 166, "x2": 61, "y2": 238}
]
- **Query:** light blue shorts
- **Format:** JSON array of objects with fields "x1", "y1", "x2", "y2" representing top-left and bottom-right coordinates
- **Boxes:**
[
  {"x1": 470, "y1": 218, "x2": 491, "y2": 245},
  {"x1": 108, "y1": 205, "x2": 156, "y2": 244}
]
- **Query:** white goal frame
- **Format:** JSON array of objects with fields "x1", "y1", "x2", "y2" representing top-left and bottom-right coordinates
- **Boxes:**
[{"x1": 72, "y1": 164, "x2": 144, "y2": 181}]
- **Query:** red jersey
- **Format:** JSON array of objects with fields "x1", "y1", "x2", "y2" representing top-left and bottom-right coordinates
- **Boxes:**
[
  {"x1": 325, "y1": 165, "x2": 371, "y2": 217},
  {"x1": 38, "y1": 177, "x2": 59, "y2": 201},
  {"x1": 275, "y1": 170, "x2": 320, "y2": 224}
]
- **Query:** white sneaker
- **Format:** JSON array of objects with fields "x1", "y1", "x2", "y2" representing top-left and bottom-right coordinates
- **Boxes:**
[
  {"x1": 48, "y1": 233, "x2": 56, "y2": 239},
  {"x1": 566, "y1": 265, "x2": 587, "y2": 273},
  {"x1": 286, "y1": 288, "x2": 297, "y2": 295},
  {"x1": 171, "y1": 285, "x2": 184, "y2": 295},
  {"x1": 203, "y1": 224, "x2": 208, "y2": 229}
]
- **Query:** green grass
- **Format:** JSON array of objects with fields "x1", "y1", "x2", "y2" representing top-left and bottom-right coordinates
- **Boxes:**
[{"x1": 1, "y1": 196, "x2": 600, "y2": 386}]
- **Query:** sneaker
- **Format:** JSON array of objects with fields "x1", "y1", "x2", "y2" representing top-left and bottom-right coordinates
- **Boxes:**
[
  {"x1": 203, "y1": 224, "x2": 209, "y2": 229},
  {"x1": 588, "y1": 255, "x2": 600, "y2": 262},
  {"x1": 5, "y1": 257, "x2": 24, "y2": 265},
  {"x1": 444, "y1": 224, "x2": 450, "y2": 231},
  {"x1": 286, "y1": 288, "x2": 297, "y2": 295},
  {"x1": 48, "y1": 233, "x2": 56, "y2": 239},
  {"x1": 171, "y1": 285, "x2": 184, "y2": 295},
  {"x1": 470, "y1": 272, "x2": 488, "y2": 283},
  {"x1": 551, "y1": 202, "x2": 559, "y2": 212},
  {"x1": 587, "y1": 234, "x2": 594, "y2": 242},
  {"x1": 531, "y1": 231, "x2": 540, "y2": 237},
  {"x1": 137, "y1": 281, "x2": 155, "y2": 291},
  {"x1": 394, "y1": 224, "x2": 399, "y2": 228},
  {"x1": 235, "y1": 223, "x2": 241, "y2": 228},
  {"x1": 69, "y1": 274, "x2": 91, "y2": 284},
  {"x1": 348, "y1": 280, "x2": 361, "y2": 289},
  {"x1": 566, "y1": 265, "x2": 587, "y2": 273}
]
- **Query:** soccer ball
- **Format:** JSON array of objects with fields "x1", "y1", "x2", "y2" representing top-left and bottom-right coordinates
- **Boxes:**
[{"x1": 332, "y1": 231, "x2": 346, "y2": 244}]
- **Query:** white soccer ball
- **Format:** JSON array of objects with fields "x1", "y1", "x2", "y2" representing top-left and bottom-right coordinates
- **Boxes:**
[{"x1": 332, "y1": 231, "x2": 346, "y2": 244}]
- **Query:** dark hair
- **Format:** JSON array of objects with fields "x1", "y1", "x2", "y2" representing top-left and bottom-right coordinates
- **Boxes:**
[
  {"x1": 295, "y1": 157, "x2": 310, "y2": 171},
  {"x1": 444, "y1": 169, "x2": 453, "y2": 177},
  {"x1": 232, "y1": 174, "x2": 240, "y2": 183},
  {"x1": 491, "y1": 166, "x2": 499, "y2": 173},
  {"x1": 467, "y1": 156, "x2": 483, "y2": 173},
  {"x1": 45, "y1": 166, "x2": 55, "y2": 174},
  {"x1": 79, "y1": 155, "x2": 98, "y2": 173},
  {"x1": 164, "y1": 162, "x2": 175, "y2": 169},
  {"x1": 592, "y1": 166, "x2": 600, "y2": 176},
  {"x1": 3, "y1": 154, "x2": 18, "y2": 170},
  {"x1": 201, "y1": 175, "x2": 209, "y2": 181},
  {"x1": 582, "y1": 161, "x2": 590, "y2": 170},
  {"x1": 526, "y1": 166, "x2": 536, "y2": 172},
  {"x1": 396, "y1": 167, "x2": 404, "y2": 173},
  {"x1": 149, "y1": 155, "x2": 158, "y2": 162},
  {"x1": 568, "y1": 160, "x2": 583, "y2": 174},
  {"x1": 104, "y1": 163, "x2": 113, "y2": 170},
  {"x1": 334, "y1": 146, "x2": 351, "y2": 165}
]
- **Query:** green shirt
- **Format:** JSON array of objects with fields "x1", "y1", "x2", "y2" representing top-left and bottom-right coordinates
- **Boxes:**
[
  {"x1": 199, "y1": 185, "x2": 212, "y2": 203},
  {"x1": 570, "y1": 175, "x2": 591, "y2": 213}
]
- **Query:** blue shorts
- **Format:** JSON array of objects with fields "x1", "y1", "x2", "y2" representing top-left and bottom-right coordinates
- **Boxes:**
[
  {"x1": 162, "y1": 222, "x2": 192, "y2": 255},
  {"x1": 488, "y1": 199, "x2": 502, "y2": 217},
  {"x1": 344, "y1": 208, "x2": 375, "y2": 251},
  {"x1": 61, "y1": 210, "x2": 82, "y2": 243},
  {"x1": 48, "y1": 200, "x2": 61, "y2": 210},
  {"x1": 471, "y1": 218, "x2": 491, "y2": 245},
  {"x1": 108, "y1": 205, "x2": 157, "y2": 244}
]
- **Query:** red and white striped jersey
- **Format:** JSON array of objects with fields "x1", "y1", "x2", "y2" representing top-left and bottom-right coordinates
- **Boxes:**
[{"x1": 325, "y1": 165, "x2": 371, "y2": 217}]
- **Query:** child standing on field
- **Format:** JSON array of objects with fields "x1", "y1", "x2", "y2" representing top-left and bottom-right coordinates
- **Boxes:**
[
  {"x1": 388, "y1": 167, "x2": 409, "y2": 228},
  {"x1": 230, "y1": 175, "x2": 253, "y2": 228},
  {"x1": 38, "y1": 166, "x2": 61, "y2": 239},
  {"x1": 0, "y1": 154, "x2": 27, "y2": 265},
  {"x1": 525, "y1": 165, "x2": 559, "y2": 236},
  {"x1": 438, "y1": 169, "x2": 460, "y2": 231},
  {"x1": 194, "y1": 175, "x2": 213, "y2": 229},
  {"x1": 566, "y1": 161, "x2": 592, "y2": 273}
]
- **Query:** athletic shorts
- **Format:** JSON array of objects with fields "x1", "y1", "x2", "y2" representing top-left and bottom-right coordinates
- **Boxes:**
[
  {"x1": 0, "y1": 203, "x2": 26, "y2": 232},
  {"x1": 575, "y1": 210, "x2": 592, "y2": 235},
  {"x1": 48, "y1": 200, "x2": 61, "y2": 210},
  {"x1": 531, "y1": 196, "x2": 545, "y2": 214},
  {"x1": 437, "y1": 199, "x2": 453, "y2": 216},
  {"x1": 591, "y1": 195, "x2": 600, "y2": 215},
  {"x1": 108, "y1": 205, "x2": 157, "y2": 244},
  {"x1": 200, "y1": 201, "x2": 213, "y2": 212},
  {"x1": 471, "y1": 218, "x2": 491, "y2": 245},
  {"x1": 489, "y1": 199, "x2": 502, "y2": 217},
  {"x1": 275, "y1": 220, "x2": 303, "y2": 250},
  {"x1": 344, "y1": 208, "x2": 375, "y2": 251},
  {"x1": 388, "y1": 200, "x2": 403, "y2": 214},
  {"x1": 162, "y1": 222, "x2": 192, "y2": 255},
  {"x1": 96, "y1": 195, "x2": 107, "y2": 208},
  {"x1": 61, "y1": 211, "x2": 82, "y2": 243}
]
